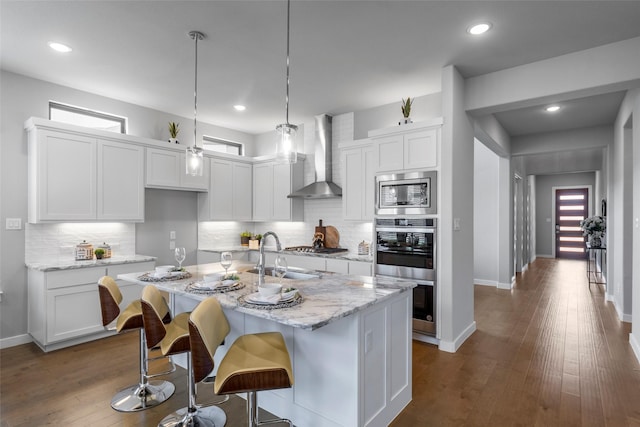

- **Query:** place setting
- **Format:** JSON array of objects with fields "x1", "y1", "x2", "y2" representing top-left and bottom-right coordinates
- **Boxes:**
[
  {"x1": 238, "y1": 255, "x2": 303, "y2": 310},
  {"x1": 185, "y1": 251, "x2": 245, "y2": 294},
  {"x1": 138, "y1": 248, "x2": 193, "y2": 282}
]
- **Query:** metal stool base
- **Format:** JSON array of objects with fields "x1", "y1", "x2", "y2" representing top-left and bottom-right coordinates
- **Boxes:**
[
  {"x1": 111, "y1": 380, "x2": 175, "y2": 412},
  {"x1": 158, "y1": 405, "x2": 226, "y2": 427}
]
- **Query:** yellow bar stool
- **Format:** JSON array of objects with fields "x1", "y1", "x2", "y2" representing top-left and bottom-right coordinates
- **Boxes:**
[
  {"x1": 189, "y1": 297, "x2": 294, "y2": 427},
  {"x1": 141, "y1": 285, "x2": 226, "y2": 427},
  {"x1": 97, "y1": 276, "x2": 175, "y2": 412}
]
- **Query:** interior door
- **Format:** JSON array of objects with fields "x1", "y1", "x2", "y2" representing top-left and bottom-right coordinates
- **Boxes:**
[{"x1": 555, "y1": 188, "x2": 588, "y2": 259}]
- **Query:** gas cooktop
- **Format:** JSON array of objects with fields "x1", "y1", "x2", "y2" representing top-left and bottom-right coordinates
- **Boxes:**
[{"x1": 284, "y1": 246, "x2": 348, "y2": 254}]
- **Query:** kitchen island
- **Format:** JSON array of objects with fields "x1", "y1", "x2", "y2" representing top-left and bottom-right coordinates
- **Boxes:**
[{"x1": 118, "y1": 262, "x2": 414, "y2": 427}]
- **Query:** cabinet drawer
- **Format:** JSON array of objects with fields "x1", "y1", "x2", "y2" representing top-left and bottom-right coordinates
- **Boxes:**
[
  {"x1": 326, "y1": 258, "x2": 349, "y2": 274},
  {"x1": 46, "y1": 267, "x2": 107, "y2": 289},
  {"x1": 349, "y1": 261, "x2": 372, "y2": 276}
]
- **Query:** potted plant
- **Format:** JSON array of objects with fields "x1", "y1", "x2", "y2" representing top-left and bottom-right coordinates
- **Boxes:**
[
  {"x1": 168, "y1": 121, "x2": 180, "y2": 144},
  {"x1": 580, "y1": 215, "x2": 606, "y2": 247},
  {"x1": 401, "y1": 97, "x2": 414, "y2": 124},
  {"x1": 94, "y1": 248, "x2": 105, "y2": 260},
  {"x1": 240, "y1": 230, "x2": 252, "y2": 247}
]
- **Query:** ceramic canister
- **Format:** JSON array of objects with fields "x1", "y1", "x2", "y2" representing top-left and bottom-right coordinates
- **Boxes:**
[{"x1": 75, "y1": 240, "x2": 94, "y2": 261}]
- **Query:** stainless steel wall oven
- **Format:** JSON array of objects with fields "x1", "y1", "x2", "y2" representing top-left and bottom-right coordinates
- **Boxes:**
[{"x1": 374, "y1": 217, "x2": 436, "y2": 336}]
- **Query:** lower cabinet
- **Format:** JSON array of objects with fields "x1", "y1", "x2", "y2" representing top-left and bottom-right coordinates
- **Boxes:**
[{"x1": 28, "y1": 261, "x2": 154, "y2": 352}]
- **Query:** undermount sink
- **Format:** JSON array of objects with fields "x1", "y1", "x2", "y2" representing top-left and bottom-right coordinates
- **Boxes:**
[{"x1": 245, "y1": 266, "x2": 320, "y2": 281}]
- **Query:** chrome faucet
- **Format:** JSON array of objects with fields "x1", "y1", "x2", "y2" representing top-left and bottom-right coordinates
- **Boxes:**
[{"x1": 257, "y1": 231, "x2": 282, "y2": 280}]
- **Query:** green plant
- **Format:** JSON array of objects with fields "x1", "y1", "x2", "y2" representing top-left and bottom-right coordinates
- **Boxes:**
[
  {"x1": 168, "y1": 122, "x2": 180, "y2": 138},
  {"x1": 253, "y1": 234, "x2": 263, "y2": 240},
  {"x1": 401, "y1": 97, "x2": 414, "y2": 118},
  {"x1": 240, "y1": 230, "x2": 252, "y2": 238},
  {"x1": 94, "y1": 248, "x2": 105, "y2": 256}
]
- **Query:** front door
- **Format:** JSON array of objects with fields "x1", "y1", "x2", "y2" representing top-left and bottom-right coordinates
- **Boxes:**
[{"x1": 555, "y1": 188, "x2": 588, "y2": 259}]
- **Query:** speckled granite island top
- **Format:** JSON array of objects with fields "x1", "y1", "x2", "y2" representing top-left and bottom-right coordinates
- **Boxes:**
[
  {"x1": 26, "y1": 255, "x2": 156, "y2": 272},
  {"x1": 118, "y1": 262, "x2": 415, "y2": 331}
]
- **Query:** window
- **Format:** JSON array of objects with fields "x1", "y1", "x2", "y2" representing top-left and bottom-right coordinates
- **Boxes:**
[
  {"x1": 202, "y1": 135, "x2": 243, "y2": 156},
  {"x1": 49, "y1": 101, "x2": 127, "y2": 133}
]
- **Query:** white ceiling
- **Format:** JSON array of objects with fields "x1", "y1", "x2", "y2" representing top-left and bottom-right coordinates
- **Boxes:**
[{"x1": 2, "y1": 1, "x2": 640, "y2": 171}]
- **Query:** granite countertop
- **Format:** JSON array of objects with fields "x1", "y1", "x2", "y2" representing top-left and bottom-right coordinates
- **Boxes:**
[
  {"x1": 117, "y1": 262, "x2": 414, "y2": 331},
  {"x1": 26, "y1": 254, "x2": 157, "y2": 272},
  {"x1": 198, "y1": 246, "x2": 373, "y2": 263}
]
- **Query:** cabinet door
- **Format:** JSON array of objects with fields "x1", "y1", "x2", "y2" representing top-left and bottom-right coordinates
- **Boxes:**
[
  {"x1": 233, "y1": 162, "x2": 253, "y2": 220},
  {"x1": 349, "y1": 260, "x2": 372, "y2": 276},
  {"x1": 36, "y1": 131, "x2": 97, "y2": 221},
  {"x1": 97, "y1": 140, "x2": 144, "y2": 221},
  {"x1": 375, "y1": 135, "x2": 404, "y2": 172},
  {"x1": 252, "y1": 163, "x2": 273, "y2": 221},
  {"x1": 272, "y1": 163, "x2": 292, "y2": 220},
  {"x1": 342, "y1": 148, "x2": 365, "y2": 220},
  {"x1": 210, "y1": 159, "x2": 234, "y2": 219},
  {"x1": 404, "y1": 129, "x2": 437, "y2": 170},
  {"x1": 362, "y1": 145, "x2": 376, "y2": 220},
  {"x1": 180, "y1": 153, "x2": 209, "y2": 191},
  {"x1": 46, "y1": 283, "x2": 105, "y2": 343},
  {"x1": 146, "y1": 148, "x2": 180, "y2": 188}
]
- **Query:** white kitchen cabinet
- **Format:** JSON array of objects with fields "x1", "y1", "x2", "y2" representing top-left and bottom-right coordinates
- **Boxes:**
[
  {"x1": 199, "y1": 157, "x2": 252, "y2": 221},
  {"x1": 341, "y1": 139, "x2": 376, "y2": 221},
  {"x1": 325, "y1": 258, "x2": 349, "y2": 274},
  {"x1": 348, "y1": 260, "x2": 373, "y2": 276},
  {"x1": 252, "y1": 157, "x2": 304, "y2": 222},
  {"x1": 28, "y1": 261, "x2": 154, "y2": 352},
  {"x1": 369, "y1": 120, "x2": 442, "y2": 173},
  {"x1": 97, "y1": 139, "x2": 144, "y2": 221},
  {"x1": 146, "y1": 147, "x2": 209, "y2": 191},
  {"x1": 25, "y1": 119, "x2": 145, "y2": 223}
]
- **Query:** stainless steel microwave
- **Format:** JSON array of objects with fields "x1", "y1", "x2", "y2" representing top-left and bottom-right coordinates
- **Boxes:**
[{"x1": 375, "y1": 171, "x2": 437, "y2": 215}]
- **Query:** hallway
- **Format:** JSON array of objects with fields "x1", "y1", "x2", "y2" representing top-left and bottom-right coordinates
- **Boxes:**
[{"x1": 392, "y1": 258, "x2": 640, "y2": 426}]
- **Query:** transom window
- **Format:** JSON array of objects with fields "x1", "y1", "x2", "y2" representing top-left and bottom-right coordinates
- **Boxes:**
[
  {"x1": 49, "y1": 101, "x2": 127, "y2": 133},
  {"x1": 202, "y1": 135, "x2": 243, "y2": 156}
]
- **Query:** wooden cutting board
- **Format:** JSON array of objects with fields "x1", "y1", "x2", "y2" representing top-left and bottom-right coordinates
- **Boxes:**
[{"x1": 324, "y1": 226, "x2": 340, "y2": 248}]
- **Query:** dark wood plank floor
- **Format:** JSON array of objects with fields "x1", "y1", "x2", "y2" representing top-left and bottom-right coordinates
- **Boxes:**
[{"x1": 2, "y1": 258, "x2": 639, "y2": 426}]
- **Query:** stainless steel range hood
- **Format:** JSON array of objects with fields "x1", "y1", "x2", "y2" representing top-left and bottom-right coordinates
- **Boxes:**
[{"x1": 288, "y1": 114, "x2": 342, "y2": 199}]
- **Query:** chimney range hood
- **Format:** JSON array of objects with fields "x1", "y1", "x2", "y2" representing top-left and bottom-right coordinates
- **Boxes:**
[{"x1": 288, "y1": 114, "x2": 342, "y2": 199}]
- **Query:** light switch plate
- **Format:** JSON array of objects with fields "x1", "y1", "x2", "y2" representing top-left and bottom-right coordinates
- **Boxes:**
[
  {"x1": 6, "y1": 218, "x2": 22, "y2": 230},
  {"x1": 453, "y1": 218, "x2": 461, "y2": 231},
  {"x1": 170, "y1": 231, "x2": 176, "y2": 239}
]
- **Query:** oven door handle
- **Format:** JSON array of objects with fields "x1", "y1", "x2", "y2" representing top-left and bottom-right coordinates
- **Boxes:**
[{"x1": 375, "y1": 227, "x2": 435, "y2": 233}]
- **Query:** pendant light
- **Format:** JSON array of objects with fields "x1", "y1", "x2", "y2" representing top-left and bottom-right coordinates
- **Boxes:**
[
  {"x1": 275, "y1": 0, "x2": 298, "y2": 164},
  {"x1": 186, "y1": 30, "x2": 205, "y2": 176}
]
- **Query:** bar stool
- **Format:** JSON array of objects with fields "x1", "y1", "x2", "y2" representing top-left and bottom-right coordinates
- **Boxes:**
[
  {"x1": 97, "y1": 276, "x2": 175, "y2": 412},
  {"x1": 141, "y1": 285, "x2": 226, "y2": 427},
  {"x1": 189, "y1": 297, "x2": 294, "y2": 427}
]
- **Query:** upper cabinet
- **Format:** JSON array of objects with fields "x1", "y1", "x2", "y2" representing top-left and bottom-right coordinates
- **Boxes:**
[
  {"x1": 252, "y1": 157, "x2": 304, "y2": 222},
  {"x1": 25, "y1": 118, "x2": 144, "y2": 223},
  {"x1": 145, "y1": 147, "x2": 209, "y2": 191},
  {"x1": 341, "y1": 139, "x2": 376, "y2": 221},
  {"x1": 198, "y1": 156, "x2": 252, "y2": 221},
  {"x1": 369, "y1": 119, "x2": 442, "y2": 173}
]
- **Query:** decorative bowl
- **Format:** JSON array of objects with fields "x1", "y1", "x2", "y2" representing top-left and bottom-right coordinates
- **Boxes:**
[{"x1": 258, "y1": 282, "x2": 282, "y2": 296}]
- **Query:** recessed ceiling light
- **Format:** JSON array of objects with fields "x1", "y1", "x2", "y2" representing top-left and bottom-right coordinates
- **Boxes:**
[
  {"x1": 234, "y1": 105, "x2": 246, "y2": 111},
  {"x1": 48, "y1": 41, "x2": 72, "y2": 53},
  {"x1": 467, "y1": 22, "x2": 492, "y2": 35},
  {"x1": 545, "y1": 105, "x2": 561, "y2": 113}
]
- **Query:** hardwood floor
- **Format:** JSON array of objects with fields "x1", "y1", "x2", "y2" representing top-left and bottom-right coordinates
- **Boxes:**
[
  {"x1": 391, "y1": 258, "x2": 640, "y2": 427},
  {"x1": 2, "y1": 258, "x2": 639, "y2": 426}
]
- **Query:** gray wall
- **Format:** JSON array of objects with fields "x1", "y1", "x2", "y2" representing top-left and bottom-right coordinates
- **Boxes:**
[
  {"x1": 136, "y1": 189, "x2": 199, "y2": 267},
  {"x1": 535, "y1": 172, "x2": 596, "y2": 257}
]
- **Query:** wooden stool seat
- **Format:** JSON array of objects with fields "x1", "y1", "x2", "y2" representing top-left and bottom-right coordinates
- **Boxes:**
[
  {"x1": 97, "y1": 276, "x2": 175, "y2": 412},
  {"x1": 214, "y1": 332, "x2": 294, "y2": 395}
]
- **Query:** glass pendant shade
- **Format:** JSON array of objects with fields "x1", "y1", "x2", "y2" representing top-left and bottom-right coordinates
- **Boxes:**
[
  {"x1": 186, "y1": 145, "x2": 204, "y2": 176},
  {"x1": 275, "y1": 123, "x2": 298, "y2": 164}
]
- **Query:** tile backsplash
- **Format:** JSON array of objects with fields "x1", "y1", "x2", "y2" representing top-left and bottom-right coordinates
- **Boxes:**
[{"x1": 25, "y1": 223, "x2": 136, "y2": 263}]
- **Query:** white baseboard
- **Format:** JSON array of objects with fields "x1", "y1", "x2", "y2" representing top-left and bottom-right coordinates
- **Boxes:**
[
  {"x1": 474, "y1": 279, "x2": 498, "y2": 287},
  {"x1": 0, "y1": 334, "x2": 32, "y2": 349},
  {"x1": 630, "y1": 333, "x2": 640, "y2": 365},
  {"x1": 438, "y1": 321, "x2": 476, "y2": 353},
  {"x1": 498, "y1": 281, "x2": 513, "y2": 290}
]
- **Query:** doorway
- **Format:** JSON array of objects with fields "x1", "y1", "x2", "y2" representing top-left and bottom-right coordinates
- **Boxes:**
[{"x1": 555, "y1": 188, "x2": 588, "y2": 259}]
